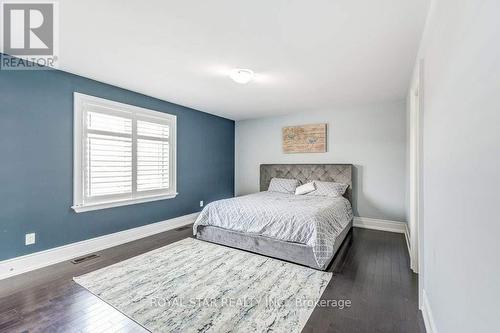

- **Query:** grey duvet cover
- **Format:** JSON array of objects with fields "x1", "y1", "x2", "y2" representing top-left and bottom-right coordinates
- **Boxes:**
[{"x1": 193, "y1": 191, "x2": 353, "y2": 269}]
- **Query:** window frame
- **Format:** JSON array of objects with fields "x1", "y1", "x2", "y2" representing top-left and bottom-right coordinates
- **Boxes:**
[{"x1": 72, "y1": 92, "x2": 177, "y2": 213}]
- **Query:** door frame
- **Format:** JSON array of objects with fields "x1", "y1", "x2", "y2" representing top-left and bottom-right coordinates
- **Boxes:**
[{"x1": 409, "y1": 59, "x2": 424, "y2": 308}]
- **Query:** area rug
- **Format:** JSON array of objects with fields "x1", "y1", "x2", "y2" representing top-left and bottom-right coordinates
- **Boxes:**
[{"x1": 73, "y1": 238, "x2": 332, "y2": 333}]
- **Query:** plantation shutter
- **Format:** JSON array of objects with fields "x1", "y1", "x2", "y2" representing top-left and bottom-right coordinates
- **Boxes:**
[
  {"x1": 74, "y1": 93, "x2": 177, "y2": 212},
  {"x1": 85, "y1": 110, "x2": 133, "y2": 199},
  {"x1": 137, "y1": 120, "x2": 170, "y2": 192}
]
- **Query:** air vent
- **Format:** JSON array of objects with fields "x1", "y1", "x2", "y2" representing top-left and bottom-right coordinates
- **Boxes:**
[{"x1": 71, "y1": 254, "x2": 100, "y2": 264}]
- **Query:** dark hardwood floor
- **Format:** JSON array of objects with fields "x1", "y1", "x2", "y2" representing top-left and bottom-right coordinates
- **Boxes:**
[{"x1": 0, "y1": 227, "x2": 424, "y2": 333}]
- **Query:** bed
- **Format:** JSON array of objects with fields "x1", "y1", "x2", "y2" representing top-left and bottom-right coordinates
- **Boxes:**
[{"x1": 193, "y1": 164, "x2": 354, "y2": 270}]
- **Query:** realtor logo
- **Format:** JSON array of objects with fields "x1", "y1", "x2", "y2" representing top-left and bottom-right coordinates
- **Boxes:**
[{"x1": 1, "y1": 1, "x2": 59, "y2": 70}]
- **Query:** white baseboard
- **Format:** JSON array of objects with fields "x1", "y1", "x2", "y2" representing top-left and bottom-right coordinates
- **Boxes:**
[
  {"x1": 404, "y1": 223, "x2": 412, "y2": 254},
  {"x1": 353, "y1": 216, "x2": 407, "y2": 234},
  {"x1": 422, "y1": 289, "x2": 437, "y2": 333},
  {"x1": 0, "y1": 212, "x2": 198, "y2": 281},
  {"x1": 406, "y1": 224, "x2": 419, "y2": 273},
  {"x1": 405, "y1": 224, "x2": 414, "y2": 271}
]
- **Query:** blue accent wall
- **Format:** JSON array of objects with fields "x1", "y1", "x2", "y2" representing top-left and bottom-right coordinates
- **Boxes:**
[{"x1": 0, "y1": 55, "x2": 235, "y2": 261}]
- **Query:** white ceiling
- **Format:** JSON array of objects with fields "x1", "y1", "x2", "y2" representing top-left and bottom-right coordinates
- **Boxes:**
[{"x1": 58, "y1": 0, "x2": 429, "y2": 120}]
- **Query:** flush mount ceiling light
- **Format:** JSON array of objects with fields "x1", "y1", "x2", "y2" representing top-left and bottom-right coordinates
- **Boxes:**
[{"x1": 229, "y1": 68, "x2": 254, "y2": 84}]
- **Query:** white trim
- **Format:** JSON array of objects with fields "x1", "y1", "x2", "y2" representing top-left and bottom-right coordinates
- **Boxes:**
[
  {"x1": 73, "y1": 92, "x2": 178, "y2": 212},
  {"x1": 404, "y1": 223, "x2": 416, "y2": 270},
  {"x1": 0, "y1": 212, "x2": 198, "y2": 281},
  {"x1": 72, "y1": 192, "x2": 178, "y2": 213},
  {"x1": 422, "y1": 289, "x2": 438, "y2": 333},
  {"x1": 408, "y1": 61, "x2": 423, "y2": 275},
  {"x1": 353, "y1": 216, "x2": 407, "y2": 234}
]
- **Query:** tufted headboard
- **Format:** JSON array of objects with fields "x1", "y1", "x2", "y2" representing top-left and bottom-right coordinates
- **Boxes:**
[{"x1": 260, "y1": 164, "x2": 353, "y2": 203}]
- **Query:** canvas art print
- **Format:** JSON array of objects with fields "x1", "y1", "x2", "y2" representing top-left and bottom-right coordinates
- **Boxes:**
[{"x1": 282, "y1": 123, "x2": 327, "y2": 153}]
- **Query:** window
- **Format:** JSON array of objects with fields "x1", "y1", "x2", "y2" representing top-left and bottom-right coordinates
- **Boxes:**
[{"x1": 72, "y1": 93, "x2": 177, "y2": 212}]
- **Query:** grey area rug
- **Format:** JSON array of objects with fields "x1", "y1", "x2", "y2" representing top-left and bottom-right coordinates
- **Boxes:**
[{"x1": 74, "y1": 238, "x2": 332, "y2": 333}]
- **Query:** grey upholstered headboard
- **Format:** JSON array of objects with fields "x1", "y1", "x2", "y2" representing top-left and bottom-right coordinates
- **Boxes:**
[{"x1": 260, "y1": 164, "x2": 353, "y2": 203}]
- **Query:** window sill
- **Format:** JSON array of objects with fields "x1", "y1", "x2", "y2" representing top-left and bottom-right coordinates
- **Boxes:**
[{"x1": 72, "y1": 193, "x2": 178, "y2": 213}]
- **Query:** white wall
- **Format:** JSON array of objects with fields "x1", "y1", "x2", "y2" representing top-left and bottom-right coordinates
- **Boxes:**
[
  {"x1": 235, "y1": 100, "x2": 407, "y2": 222},
  {"x1": 415, "y1": 0, "x2": 500, "y2": 331}
]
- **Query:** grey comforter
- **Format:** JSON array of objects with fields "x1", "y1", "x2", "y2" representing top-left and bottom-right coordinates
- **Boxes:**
[{"x1": 193, "y1": 191, "x2": 353, "y2": 269}]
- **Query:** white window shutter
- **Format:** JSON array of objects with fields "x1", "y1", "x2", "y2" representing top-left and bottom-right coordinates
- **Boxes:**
[
  {"x1": 86, "y1": 133, "x2": 133, "y2": 196},
  {"x1": 137, "y1": 120, "x2": 170, "y2": 192},
  {"x1": 73, "y1": 93, "x2": 177, "y2": 212}
]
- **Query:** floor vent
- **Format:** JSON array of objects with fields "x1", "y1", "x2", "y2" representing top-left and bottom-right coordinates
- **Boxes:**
[
  {"x1": 71, "y1": 254, "x2": 100, "y2": 264},
  {"x1": 175, "y1": 226, "x2": 190, "y2": 231}
]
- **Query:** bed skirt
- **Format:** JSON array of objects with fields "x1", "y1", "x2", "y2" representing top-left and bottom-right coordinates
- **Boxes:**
[{"x1": 196, "y1": 220, "x2": 352, "y2": 270}]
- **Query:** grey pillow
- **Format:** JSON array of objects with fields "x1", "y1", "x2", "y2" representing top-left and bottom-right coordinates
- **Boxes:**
[
  {"x1": 267, "y1": 178, "x2": 300, "y2": 194},
  {"x1": 307, "y1": 181, "x2": 348, "y2": 197}
]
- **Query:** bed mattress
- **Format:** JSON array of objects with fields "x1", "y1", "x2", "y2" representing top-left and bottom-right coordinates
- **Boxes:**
[{"x1": 193, "y1": 191, "x2": 353, "y2": 270}]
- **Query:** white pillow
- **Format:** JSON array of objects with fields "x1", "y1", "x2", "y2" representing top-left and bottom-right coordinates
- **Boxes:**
[
  {"x1": 307, "y1": 181, "x2": 348, "y2": 197},
  {"x1": 295, "y1": 182, "x2": 316, "y2": 195},
  {"x1": 268, "y1": 178, "x2": 300, "y2": 194}
]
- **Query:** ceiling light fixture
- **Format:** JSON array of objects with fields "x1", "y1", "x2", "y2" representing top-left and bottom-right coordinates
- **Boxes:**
[{"x1": 229, "y1": 68, "x2": 254, "y2": 84}]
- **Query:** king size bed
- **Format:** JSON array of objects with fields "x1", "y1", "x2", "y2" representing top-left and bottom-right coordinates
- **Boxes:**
[{"x1": 193, "y1": 164, "x2": 354, "y2": 270}]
